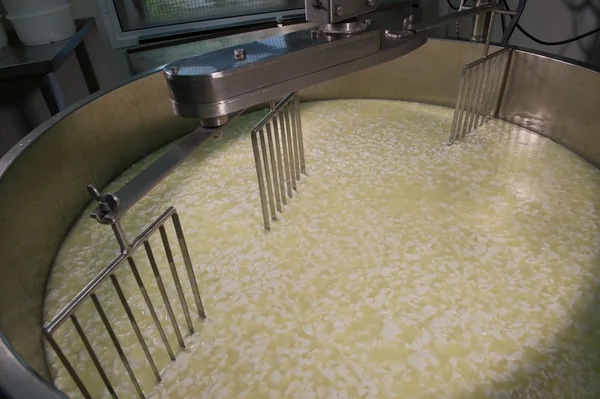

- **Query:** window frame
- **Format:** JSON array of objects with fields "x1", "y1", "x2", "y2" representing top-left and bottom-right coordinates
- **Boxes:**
[{"x1": 98, "y1": 0, "x2": 305, "y2": 48}]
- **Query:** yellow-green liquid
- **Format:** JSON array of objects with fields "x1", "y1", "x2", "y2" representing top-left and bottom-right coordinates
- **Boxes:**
[{"x1": 45, "y1": 100, "x2": 600, "y2": 398}]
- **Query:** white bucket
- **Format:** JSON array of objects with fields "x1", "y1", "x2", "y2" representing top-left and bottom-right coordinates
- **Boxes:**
[
  {"x1": 7, "y1": 5, "x2": 75, "y2": 46},
  {"x1": 0, "y1": 16, "x2": 7, "y2": 49},
  {"x1": 0, "y1": 0, "x2": 70, "y2": 17}
]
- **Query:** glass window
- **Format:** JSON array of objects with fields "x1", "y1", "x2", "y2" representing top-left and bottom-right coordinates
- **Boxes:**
[{"x1": 115, "y1": 0, "x2": 305, "y2": 31}]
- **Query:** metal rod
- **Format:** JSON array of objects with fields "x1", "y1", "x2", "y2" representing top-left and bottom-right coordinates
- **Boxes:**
[
  {"x1": 413, "y1": 4, "x2": 502, "y2": 33},
  {"x1": 454, "y1": 69, "x2": 471, "y2": 140},
  {"x1": 483, "y1": 10, "x2": 517, "y2": 57},
  {"x1": 251, "y1": 93, "x2": 296, "y2": 134},
  {"x1": 91, "y1": 111, "x2": 245, "y2": 225},
  {"x1": 288, "y1": 104, "x2": 302, "y2": 181},
  {"x1": 45, "y1": 208, "x2": 178, "y2": 333},
  {"x1": 460, "y1": 66, "x2": 478, "y2": 138},
  {"x1": 70, "y1": 315, "x2": 118, "y2": 399},
  {"x1": 278, "y1": 110, "x2": 293, "y2": 198},
  {"x1": 143, "y1": 240, "x2": 185, "y2": 348},
  {"x1": 126, "y1": 255, "x2": 175, "y2": 360},
  {"x1": 481, "y1": 53, "x2": 500, "y2": 121},
  {"x1": 450, "y1": 69, "x2": 467, "y2": 142},
  {"x1": 473, "y1": 59, "x2": 491, "y2": 128},
  {"x1": 493, "y1": 49, "x2": 513, "y2": 118},
  {"x1": 172, "y1": 211, "x2": 206, "y2": 318},
  {"x1": 259, "y1": 128, "x2": 277, "y2": 221},
  {"x1": 91, "y1": 294, "x2": 145, "y2": 399},
  {"x1": 293, "y1": 96, "x2": 306, "y2": 174},
  {"x1": 467, "y1": 63, "x2": 484, "y2": 133},
  {"x1": 271, "y1": 116, "x2": 287, "y2": 206},
  {"x1": 266, "y1": 122, "x2": 282, "y2": 212},
  {"x1": 283, "y1": 105, "x2": 298, "y2": 191},
  {"x1": 251, "y1": 130, "x2": 270, "y2": 229},
  {"x1": 159, "y1": 225, "x2": 194, "y2": 334},
  {"x1": 110, "y1": 275, "x2": 161, "y2": 382},
  {"x1": 43, "y1": 330, "x2": 91, "y2": 399},
  {"x1": 467, "y1": 63, "x2": 484, "y2": 132}
]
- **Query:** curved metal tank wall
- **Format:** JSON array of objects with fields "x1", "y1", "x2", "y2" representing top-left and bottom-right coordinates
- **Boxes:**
[{"x1": 0, "y1": 38, "x2": 599, "y2": 396}]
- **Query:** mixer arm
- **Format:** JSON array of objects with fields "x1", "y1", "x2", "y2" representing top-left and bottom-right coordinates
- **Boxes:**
[
  {"x1": 90, "y1": 3, "x2": 502, "y2": 225},
  {"x1": 163, "y1": 3, "x2": 501, "y2": 127}
]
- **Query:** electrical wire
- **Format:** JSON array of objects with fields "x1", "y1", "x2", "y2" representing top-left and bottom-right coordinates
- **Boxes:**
[
  {"x1": 500, "y1": 0, "x2": 526, "y2": 45},
  {"x1": 447, "y1": 0, "x2": 459, "y2": 11},
  {"x1": 502, "y1": 0, "x2": 600, "y2": 46}
]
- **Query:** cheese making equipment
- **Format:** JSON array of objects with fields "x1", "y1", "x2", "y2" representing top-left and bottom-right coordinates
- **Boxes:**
[{"x1": 1, "y1": 0, "x2": 600, "y2": 397}]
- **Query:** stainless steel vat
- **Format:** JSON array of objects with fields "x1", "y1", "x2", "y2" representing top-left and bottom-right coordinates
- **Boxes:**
[{"x1": 1, "y1": 38, "x2": 599, "y2": 397}]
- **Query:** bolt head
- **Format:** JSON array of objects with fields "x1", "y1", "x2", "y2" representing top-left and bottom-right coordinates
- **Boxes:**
[
  {"x1": 367, "y1": 0, "x2": 377, "y2": 7},
  {"x1": 233, "y1": 48, "x2": 246, "y2": 60},
  {"x1": 335, "y1": 5, "x2": 344, "y2": 16}
]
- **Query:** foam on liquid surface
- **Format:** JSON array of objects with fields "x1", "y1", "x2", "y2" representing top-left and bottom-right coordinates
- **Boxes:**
[{"x1": 44, "y1": 100, "x2": 600, "y2": 398}]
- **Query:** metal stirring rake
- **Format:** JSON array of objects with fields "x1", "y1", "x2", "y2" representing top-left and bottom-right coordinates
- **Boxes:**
[
  {"x1": 449, "y1": 9, "x2": 516, "y2": 143},
  {"x1": 251, "y1": 92, "x2": 306, "y2": 230},
  {"x1": 43, "y1": 186, "x2": 206, "y2": 399}
]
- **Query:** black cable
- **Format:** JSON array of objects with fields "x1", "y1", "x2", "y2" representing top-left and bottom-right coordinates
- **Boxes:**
[
  {"x1": 500, "y1": 0, "x2": 526, "y2": 45},
  {"x1": 502, "y1": 0, "x2": 600, "y2": 46},
  {"x1": 447, "y1": 0, "x2": 459, "y2": 11},
  {"x1": 500, "y1": 13, "x2": 506, "y2": 34},
  {"x1": 516, "y1": 23, "x2": 600, "y2": 46}
]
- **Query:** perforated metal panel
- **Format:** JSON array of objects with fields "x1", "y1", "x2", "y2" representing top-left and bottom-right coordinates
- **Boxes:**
[{"x1": 115, "y1": 0, "x2": 304, "y2": 31}]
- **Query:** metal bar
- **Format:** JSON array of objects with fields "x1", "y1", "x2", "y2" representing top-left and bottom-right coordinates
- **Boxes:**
[
  {"x1": 259, "y1": 128, "x2": 277, "y2": 221},
  {"x1": 70, "y1": 315, "x2": 118, "y2": 399},
  {"x1": 43, "y1": 330, "x2": 91, "y2": 399},
  {"x1": 92, "y1": 111, "x2": 245, "y2": 224},
  {"x1": 493, "y1": 49, "x2": 513, "y2": 118},
  {"x1": 171, "y1": 211, "x2": 206, "y2": 318},
  {"x1": 251, "y1": 130, "x2": 271, "y2": 230},
  {"x1": 271, "y1": 115, "x2": 287, "y2": 206},
  {"x1": 110, "y1": 220, "x2": 175, "y2": 361},
  {"x1": 283, "y1": 106, "x2": 298, "y2": 191},
  {"x1": 143, "y1": 240, "x2": 185, "y2": 348},
  {"x1": 288, "y1": 104, "x2": 301, "y2": 181},
  {"x1": 250, "y1": 93, "x2": 296, "y2": 134},
  {"x1": 265, "y1": 122, "x2": 282, "y2": 213},
  {"x1": 46, "y1": 207, "x2": 190, "y2": 333},
  {"x1": 460, "y1": 67, "x2": 478, "y2": 138},
  {"x1": 110, "y1": 275, "x2": 161, "y2": 382},
  {"x1": 481, "y1": 54, "x2": 500, "y2": 121},
  {"x1": 449, "y1": 69, "x2": 467, "y2": 142},
  {"x1": 293, "y1": 96, "x2": 306, "y2": 174},
  {"x1": 126, "y1": 256, "x2": 175, "y2": 360},
  {"x1": 455, "y1": 68, "x2": 472, "y2": 139},
  {"x1": 413, "y1": 4, "x2": 502, "y2": 33},
  {"x1": 278, "y1": 110, "x2": 293, "y2": 198},
  {"x1": 469, "y1": 61, "x2": 489, "y2": 131},
  {"x1": 91, "y1": 294, "x2": 145, "y2": 399},
  {"x1": 466, "y1": 63, "x2": 483, "y2": 134},
  {"x1": 159, "y1": 225, "x2": 194, "y2": 334},
  {"x1": 483, "y1": 10, "x2": 517, "y2": 57}
]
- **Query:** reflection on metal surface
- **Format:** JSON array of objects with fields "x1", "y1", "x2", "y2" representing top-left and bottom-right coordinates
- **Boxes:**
[
  {"x1": 44, "y1": 199, "x2": 206, "y2": 399},
  {"x1": 499, "y1": 50, "x2": 600, "y2": 167}
]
